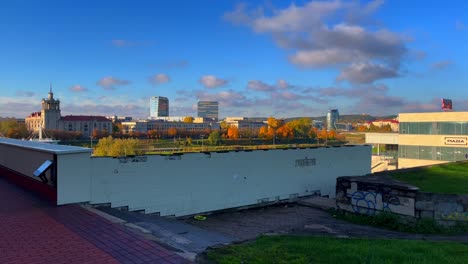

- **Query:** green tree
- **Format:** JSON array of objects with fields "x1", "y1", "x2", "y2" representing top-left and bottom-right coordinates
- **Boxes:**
[
  {"x1": 0, "y1": 119, "x2": 29, "y2": 139},
  {"x1": 207, "y1": 131, "x2": 221, "y2": 145}
]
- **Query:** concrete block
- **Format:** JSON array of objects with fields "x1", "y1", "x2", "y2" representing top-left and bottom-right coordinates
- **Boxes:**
[
  {"x1": 415, "y1": 201, "x2": 434, "y2": 211},
  {"x1": 419, "y1": 210, "x2": 434, "y2": 219}
]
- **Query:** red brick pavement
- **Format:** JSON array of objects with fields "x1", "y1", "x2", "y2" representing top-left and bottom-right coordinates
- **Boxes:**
[{"x1": 0, "y1": 177, "x2": 192, "y2": 264}]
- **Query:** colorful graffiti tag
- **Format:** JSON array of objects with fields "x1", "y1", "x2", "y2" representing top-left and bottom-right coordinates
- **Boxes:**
[{"x1": 349, "y1": 191, "x2": 400, "y2": 215}]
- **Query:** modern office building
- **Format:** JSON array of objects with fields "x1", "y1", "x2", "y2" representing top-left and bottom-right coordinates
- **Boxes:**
[
  {"x1": 398, "y1": 112, "x2": 468, "y2": 168},
  {"x1": 197, "y1": 101, "x2": 219, "y2": 121},
  {"x1": 149, "y1": 96, "x2": 169, "y2": 118},
  {"x1": 326, "y1": 109, "x2": 339, "y2": 130}
]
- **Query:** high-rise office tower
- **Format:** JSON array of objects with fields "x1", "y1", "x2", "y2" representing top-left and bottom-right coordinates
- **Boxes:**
[
  {"x1": 197, "y1": 101, "x2": 219, "y2": 121},
  {"x1": 326, "y1": 109, "x2": 339, "y2": 130},
  {"x1": 150, "y1": 96, "x2": 169, "y2": 117}
]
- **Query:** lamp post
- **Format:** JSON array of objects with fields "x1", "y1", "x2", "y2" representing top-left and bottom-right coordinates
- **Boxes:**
[{"x1": 201, "y1": 135, "x2": 204, "y2": 151}]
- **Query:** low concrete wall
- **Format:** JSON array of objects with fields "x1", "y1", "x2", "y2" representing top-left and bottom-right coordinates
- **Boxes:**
[
  {"x1": 336, "y1": 174, "x2": 468, "y2": 225},
  {"x1": 336, "y1": 175, "x2": 418, "y2": 217},
  {"x1": 416, "y1": 192, "x2": 468, "y2": 225},
  {"x1": 89, "y1": 145, "x2": 371, "y2": 217}
]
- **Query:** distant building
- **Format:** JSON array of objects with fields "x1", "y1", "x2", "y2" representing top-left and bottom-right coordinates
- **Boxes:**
[
  {"x1": 398, "y1": 112, "x2": 468, "y2": 168},
  {"x1": 197, "y1": 101, "x2": 219, "y2": 121},
  {"x1": 364, "y1": 119, "x2": 399, "y2": 132},
  {"x1": 326, "y1": 109, "x2": 339, "y2": 130},
  {"x1": 121, "y1": 120, "x2": 219, "y2": 135},
  {"x1": 150, "y1": 96, "x2": 169, "y2": 118},
  {"x1": 225, "y1": 117, "x2": 266, "y2": 130},
  {"x1": 25, "y1": 88, "x2": 111, "y2": 137},
  {"x1": 106, "y1": 116, "x2": 133, "y2": 123}
]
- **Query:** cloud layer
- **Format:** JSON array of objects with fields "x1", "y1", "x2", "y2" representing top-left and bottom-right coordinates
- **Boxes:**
[
  {"x1": 96, "y1": 76, "x2": 130, "y2": 90},
  {"x1": 150, "y1": 73, "x2": 171, "y2": 85},
  {"x1": 199, "y1": 75, "x2": 229, "y2": 88},
  {"x1": 225, "y1": 0, "x2": 407, "y2": 84}
]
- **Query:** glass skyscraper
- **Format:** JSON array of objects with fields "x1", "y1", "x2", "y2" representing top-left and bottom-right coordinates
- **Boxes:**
[
  {"x1": 149, "y1": 96, "x2": 169, "y2": 117},
  {"x1": 197, "y1": 101, "x2": 219, "y2": 121},
  {"x1": 326, "y1": 109, "x2": 339, "y2": 130}
]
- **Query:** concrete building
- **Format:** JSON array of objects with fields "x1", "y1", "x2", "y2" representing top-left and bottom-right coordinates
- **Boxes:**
[
  {"x1": 365, "y1": 111, "x2": 468, "y2": 169},
  {"x1": 25, "y1": 89, "x2": 111, "y2": 137},
  {"x1": 197, "y1": 101, "x2": 219, "y2": 121},
  {"x1": 149, "y1": 96, "x2": 169, "y2": 118},
  {"x1": 326, "y1": 109, "x2": 339, "y2": 130},
  {"x1": 364, "y1": 118, "x2": 399, "y2": 132},
  {"x1": 121, "y1": 120, "x2": 219, "y2": 135},
  {"x1": 398, "y1": 112, "x2": 468, "y2": 168},
  {"x1": 225, "y1": 117, "x2": 266, "y2": 130}
]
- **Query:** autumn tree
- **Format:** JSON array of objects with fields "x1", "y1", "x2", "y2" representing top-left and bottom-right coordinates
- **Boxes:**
[
  {"x1": 328, "y1": 129, "x2": 337, "y2": 140},
  {"x1": 239, "y1": 128, "x2": 255, "y2": 139},
  {"x1": 207, "y1": 130, "x2": 221, "y2": 145},
  {"x1": 286, "y1": 118, "x2": 311, "y2": 138},
  {"x1": 227, "y1": 126, "x2": 239, "y2": 140},
  {"x1": 308, "y1": 127, "x2": 318, "y2": 139},
  {"x1": 267, "y1": 117, "x2": 283, "y2": 130},
  {"x1": 167, "y1": 127, "x2": 177, "y2": 138},
  {"x1": 356, "y1": 125, "x2": 368, "y2": 132},
  {"x1": 276, "y1": 125, "x2": 294, "y2": 139},
  {"x1": 94, "y1": 136, "x2": 143, "y2": 157},
  {"x1": 92, "y1": 128, "x2": 101, "y2": 139},
  {"x1": 183, "y1": 116, "x2": 194, "y2": 123},
  {"x1": 147, "y1": 129, "x2": 158, "y2": 139},
  {"x1": 258, "y1": 126, "x2": 268, "y2": 139},
  {"x1": 0, "y1": 119, "x2": 29, "y2": 139},
  {"x1": 317, "y1": 129, "x2": 328, "y2": 141}
]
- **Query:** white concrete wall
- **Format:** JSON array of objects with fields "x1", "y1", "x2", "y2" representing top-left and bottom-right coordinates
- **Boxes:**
[
  {"x1": 365, "y1": 133, "x2": 399, "y2": 144},
  {"x1": 0, "y1": 143, "x2": 53, "y2": 178},
  {"x1": 56, "y1": 153, "x2": 92, "y2": 205},
  {"x1": 89, "y1": 145, "x2": 371, "y2": 217}
]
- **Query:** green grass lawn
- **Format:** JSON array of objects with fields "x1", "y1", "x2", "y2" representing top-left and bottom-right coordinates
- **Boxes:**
[
  {"x1": 390, "y1": 162, "x2": 468, "y2": 194},
  {"x1": 206, "y1": 235, "x2": 468, "y2": 264}
]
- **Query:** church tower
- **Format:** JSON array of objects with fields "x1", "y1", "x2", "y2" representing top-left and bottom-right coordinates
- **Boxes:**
[{"x1": 41, "y1": 85, "x2": 61, "y2": 130}]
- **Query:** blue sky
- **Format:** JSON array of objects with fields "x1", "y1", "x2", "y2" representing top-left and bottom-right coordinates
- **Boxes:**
[{"x1": 0, "y1": 0, "x2": 467, "y2": 119}]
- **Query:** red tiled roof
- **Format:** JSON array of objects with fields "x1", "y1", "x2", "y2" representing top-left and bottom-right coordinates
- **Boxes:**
[{"x1": 61, "y1": 115, "x2": 111, "y2": 122}]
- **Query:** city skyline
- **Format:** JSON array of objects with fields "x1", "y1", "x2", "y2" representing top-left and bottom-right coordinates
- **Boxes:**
[{"x1": 1, "y1": 0, "x2": 467, "y2": 119}]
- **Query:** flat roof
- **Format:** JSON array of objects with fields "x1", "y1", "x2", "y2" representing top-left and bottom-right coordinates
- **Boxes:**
[{"x1": 0, "y1": 138, "x2": 92, "y2": 155}]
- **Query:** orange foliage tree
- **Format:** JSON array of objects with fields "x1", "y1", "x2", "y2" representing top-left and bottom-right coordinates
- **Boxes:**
[
  {"x1": 168, "y1": 127, "x2": 177, "y2": 138},
  {"x1": 276, "y1": 125, "x2": 294, "y2": 139},
  {"x1": 227, "y1": 126, "x2": 239, "y2": 139}
]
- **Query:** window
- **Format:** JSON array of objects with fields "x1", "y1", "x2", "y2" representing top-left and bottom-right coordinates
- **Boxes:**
[{"x1": 400, "y1": 122, "x2": 468, "y2": 135}]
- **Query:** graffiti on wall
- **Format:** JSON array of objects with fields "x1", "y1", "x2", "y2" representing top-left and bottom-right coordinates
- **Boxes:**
[
  {"x1": 441, "y1": 212, "x2": 468, "y2": 221},
  {"x1": 345, "y1": 182, "x2": 415, "y2": 217},
  {"x1": 349, "y1": 191, "x2": 400, "y2": 215}
]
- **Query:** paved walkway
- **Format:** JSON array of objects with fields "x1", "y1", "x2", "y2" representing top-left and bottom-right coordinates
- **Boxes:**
[{"x1": 0, "y1": 177, "x2": 191, "y2": 264}]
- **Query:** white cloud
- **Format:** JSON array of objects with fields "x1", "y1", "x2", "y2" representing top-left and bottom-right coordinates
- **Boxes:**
[
  {"x1": 69, "y1": 85, "x2": 88, "y2": 92},
  {"x1": 199, "y1": 75, "x2": 228, "y2": 88},
  {"x1": 96, "y1": 76, "x2": 130, "y2": 90},
  {"x1": 150, "y1": 73, "x2": 171, "y2": 85},
  {"x1": 277, "y1": 79, "x2": 290, "y2": 89}
]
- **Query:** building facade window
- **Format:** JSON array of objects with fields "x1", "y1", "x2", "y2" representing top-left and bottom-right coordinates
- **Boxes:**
[
  {"x1": 400, "y1": 122, "x2": 468, "y2": 135},
  {"x1": 399, "y1": 145, "x2": 467, "y2": 161}
]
